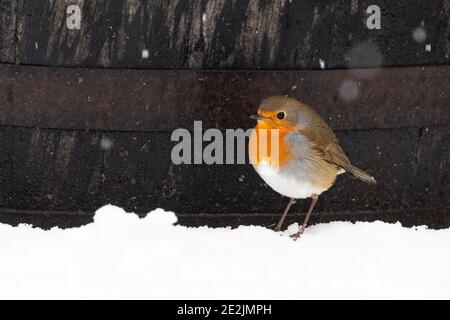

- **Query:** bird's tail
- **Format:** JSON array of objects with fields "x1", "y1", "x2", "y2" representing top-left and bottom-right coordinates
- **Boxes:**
[{"x1": 347, "y1": 164, "x2": 376, "y2": 184}]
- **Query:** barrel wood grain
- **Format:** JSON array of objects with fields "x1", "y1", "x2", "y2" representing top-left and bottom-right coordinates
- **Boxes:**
[
  {"x1": 0, "y1": 124, "x2": 448, "y2": 229},
  {"x1": 4, "y1": 0, "x2": 450, "y2": 69},
  {"x1": 0, "y1": 64, "x2": 449, "y2": 131},
  {"x1": 0, "y1": 0, "x2": 17, "y2": 63}
]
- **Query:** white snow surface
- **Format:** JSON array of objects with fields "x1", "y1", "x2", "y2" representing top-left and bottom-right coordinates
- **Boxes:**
[{"x1": 1, "y1": 205, "x2": 449, "y2": 300}]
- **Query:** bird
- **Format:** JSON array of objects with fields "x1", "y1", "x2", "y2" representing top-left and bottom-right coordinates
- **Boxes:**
[{"x1": 249, "y1": 96, "x2": 376, "y2": 239}]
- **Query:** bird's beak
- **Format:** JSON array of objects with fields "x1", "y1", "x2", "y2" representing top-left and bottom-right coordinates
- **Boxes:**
[{"x1": 250, "y1": 114, "x2": 269, "y2": 121}]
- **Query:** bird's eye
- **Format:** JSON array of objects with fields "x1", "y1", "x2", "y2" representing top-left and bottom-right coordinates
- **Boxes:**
[{"x1": 277, "y1": 111, "x2": 286, "y2": 120}]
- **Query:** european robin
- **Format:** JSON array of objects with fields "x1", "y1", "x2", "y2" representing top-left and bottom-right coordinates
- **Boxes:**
[{"x1": 249, "y1": 96, "x2": 376, "y2": 239}]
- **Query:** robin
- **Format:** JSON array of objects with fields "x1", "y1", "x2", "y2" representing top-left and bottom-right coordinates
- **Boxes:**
[{"x1": 249, "y1": 96, "x2": 376, "y2": 239}]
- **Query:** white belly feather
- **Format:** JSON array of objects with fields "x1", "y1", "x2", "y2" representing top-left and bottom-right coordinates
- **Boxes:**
[{"x1": 253, "y1": 160, "x2": 323, "y2": 199}]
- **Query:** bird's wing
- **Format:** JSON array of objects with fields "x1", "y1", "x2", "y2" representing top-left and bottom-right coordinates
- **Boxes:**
[
  {"x1": 321, "y1": 143, "x2": 353, "y2": 171},
  {"x1": 303, "y1": 129, "x2": 376, "y2": 184}
]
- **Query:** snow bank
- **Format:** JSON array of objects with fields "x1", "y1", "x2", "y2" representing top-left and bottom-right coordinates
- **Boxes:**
[{"x1": 0, "y1": 205, "x2": 449, "y2": 299}]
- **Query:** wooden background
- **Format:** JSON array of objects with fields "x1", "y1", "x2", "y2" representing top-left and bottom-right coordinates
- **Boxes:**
[{"x1": 0, "y1": 0, "x2": 449, "y2": 228}]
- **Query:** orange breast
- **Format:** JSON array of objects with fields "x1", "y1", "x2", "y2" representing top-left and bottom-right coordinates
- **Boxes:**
[{"x1": 249, "y1": 122, "x2": 293, "y2": 168}]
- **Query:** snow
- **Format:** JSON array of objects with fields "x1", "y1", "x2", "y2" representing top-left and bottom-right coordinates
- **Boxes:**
[
  {"x1": 319, "y1": 59, "x2": 325, "y2": 69},
  {"x1": 0, "y1": 205, "x2": 449, "y2": 300},
  {"x1": 412, "y1": 27, "x2": 427, "y2": 44},
  {"x1": 99, "y1": 136, "x2": 114, "y2": 150},
  {"x1": 339, "y1": 79, "x2": 359, "y2": 101}
]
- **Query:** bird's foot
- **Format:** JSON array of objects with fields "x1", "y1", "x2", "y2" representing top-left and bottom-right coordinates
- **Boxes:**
[{"x1": 290, "y1": 228, "x2": 305, "y2": 241}]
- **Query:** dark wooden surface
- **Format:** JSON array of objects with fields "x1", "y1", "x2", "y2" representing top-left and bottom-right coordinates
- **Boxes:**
[
  {"x1": 0, "y1": 0, "x2": 449, "y2": 228},
  {"x1": 0, "y1": 0, "x2": 449, "y2": 69},
  {"x1": 0, "y1": 64, "x2": 449, "y2": 131},
  {"x1": 0, "y1": 0, "x2": 17, "y2": 63},
  {"x1": 0, "y1": 64, "x2": 449, "y2": 229},
  {"x1": 0, "y1": 124, "x2": 448, "y2": 229}
]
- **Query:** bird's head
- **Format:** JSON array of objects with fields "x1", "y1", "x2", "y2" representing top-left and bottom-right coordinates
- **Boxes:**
[{"x1": 250, "y1": 96, "x2": 310, "y2": 130}]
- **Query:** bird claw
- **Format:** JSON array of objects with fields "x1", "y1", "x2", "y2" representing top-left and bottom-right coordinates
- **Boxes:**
[{"x1": 290, "y1": 228, "x2": 305, "y2": 240}]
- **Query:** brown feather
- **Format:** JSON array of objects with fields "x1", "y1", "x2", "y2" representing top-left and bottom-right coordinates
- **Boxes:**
[
  {"x1": 322, "y1": 144, "x2": 376, "y2": 184},
  {"x1": 257, "y1": 96, "x2": 376, "y2": 185},
  {"x1": 301, "y1": 124, "x2": 376, "y2": 185}
]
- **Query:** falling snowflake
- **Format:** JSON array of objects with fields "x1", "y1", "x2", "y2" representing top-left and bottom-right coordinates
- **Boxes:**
[
  {"x1": 339, "y1": 80, "x2": 359, "y2": 102},
  {"x1": 319, "y1": 59, "x2": 325, "y2": 69},
  {"x1": 412, "y1": 27, "x2": 427, "y2": 44},
  {"x1": 100, "y1": 137, "x2": 114, "y2": 151}
]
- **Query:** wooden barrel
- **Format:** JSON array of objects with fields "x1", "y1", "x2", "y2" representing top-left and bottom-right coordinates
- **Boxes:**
[{"x1": 0, "y1": 0, "x2": 449, "y2": 228}]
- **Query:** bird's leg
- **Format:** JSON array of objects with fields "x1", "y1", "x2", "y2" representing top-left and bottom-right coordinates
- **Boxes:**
[
  {"x1": 291, "y1": 194, "x2": 319, "y2": 240},
  {"x1": 275, "y1": 198, "x2": 294, "y2": 232}
]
